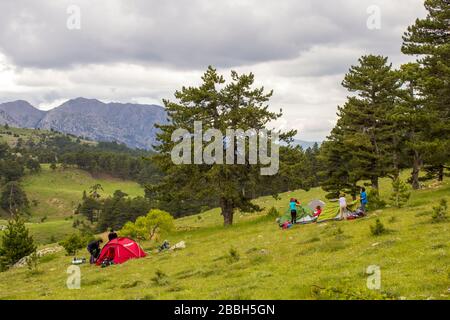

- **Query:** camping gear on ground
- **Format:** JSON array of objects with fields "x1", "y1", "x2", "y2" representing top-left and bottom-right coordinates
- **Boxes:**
[
  {"x1": 72, "y1": 257, "x2": 86, "y2": 265},
  {"x1": 347, "y1": 207, "x2": 366, "y2": 220},
  {"x1": 159, "y1": 240, "x2": 170, "y2": 252},
  {"x1": 169, "y1": 241, "x2": 186, "y2": 251},
  {"x1": 308, "y1": 200, "x2": 326, "y2": 211},
  {"x1": 96, "y1": 237, "x2": 146, "y2": 266},
  {"x1": 281, "y1": 221, "x2": 292, "y2": 229},
  {"x1": 101, "y1": 259, "x2": 115, "y2": 268}
]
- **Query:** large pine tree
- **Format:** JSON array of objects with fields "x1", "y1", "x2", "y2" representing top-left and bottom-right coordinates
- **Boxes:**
[
  {"x1": 152, "y1": 67, "x2": 297, "y2": 225},
  {"x1": 391, "y1": 63, "x2": 430, "y2": 189},
  {"x1": 402, "y1": 0, "x2": 450, "y2": 181},
  {"x1": 334, "y1": 55, "x2": 401, "y2": 193}
]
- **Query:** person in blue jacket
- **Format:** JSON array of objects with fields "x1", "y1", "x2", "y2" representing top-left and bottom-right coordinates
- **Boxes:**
[{"x1": 360, "y1": 187, "x2": 368, "y2": 212}]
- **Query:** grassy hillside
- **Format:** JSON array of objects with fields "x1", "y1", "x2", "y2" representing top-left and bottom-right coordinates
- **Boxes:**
[
  {"x1": 19, "y1": 164, "x2": 144, "y2": 220},
  {"x1": 0, "y1": 174, "x2": 448, "y2": 300},
  {"x1": 0, "y1": 165, "x2": 145, "y2": 244},
  {"x1": 0, "y1": 126, "x2": 94, "y2": 147}
]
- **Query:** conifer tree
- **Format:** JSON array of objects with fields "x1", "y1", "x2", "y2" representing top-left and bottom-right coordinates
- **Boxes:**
[
  {"x1": 152, "y1": 67, "x2": 297, "y2": 225},
  {"x1": 402, "y1": 0, "x2": 450, "y2": 181},
  {"x1": 319, "y1": 125, "x2": 360, "y2": 199},
  {"x1": 391, "y1": 63, "x2": 429, "y2": 189},
  {"x1": 0, "y1": 181, "x2": 30, "y2": 216},
  {"x1": 324, "y1": 55, "x2": 401, "y2": 195},
  {"x1": 390, "y1": 177, "x2": 411, "y2": 208},
  {"x1": 0, "y1": 217, "x2": 36, "y2": 270}
]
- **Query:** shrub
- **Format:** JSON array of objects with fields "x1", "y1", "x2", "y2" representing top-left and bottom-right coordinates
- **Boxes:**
[
  {"x1": 26, "y1": 251, "x2": 40, "y2": 274},
  {"x1": 226, "y1": 247, "x2": 240, "y2": 264},
  {"x1": 431, "y1": 199, "x2": 448, "y2": 223},
  {"x1": 0, "y1": 217, "x2": 36, "y2": 270},
  {"x1": 151, "y1": 269, "x2": 170, "y2": 286},
  {"x1": 333, "y1": 227, "x2": 344, "y2": 236},
  {"x1": 367, "y1": 190, "x2": 386, "y2": 211},
  {"x1": 266, "y1": 207, "x2": 280, "y2": 218},
  {"x1": 389, "y1": 178, "x2": 410, "y2": 208},
  {"x1": 310, "y1": 285, "x2": 396, "y2": 300},
  {"x1": 59, "y1": 233, "x2": 94, "y2": 256},
  {"x1": 119, "y1": 209, "x2": 174, "y2": 241},
  {"x1": 370, "y1": 219, "x2": 387, "y2": 236}
]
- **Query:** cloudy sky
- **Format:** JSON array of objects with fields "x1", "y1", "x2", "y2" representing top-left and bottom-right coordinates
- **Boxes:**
[{"x1": 0, "y1": 0, "x2": 426, "y2": 141}]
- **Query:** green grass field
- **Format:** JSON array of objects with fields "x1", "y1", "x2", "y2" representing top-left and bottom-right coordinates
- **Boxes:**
[
  {"x1": 0, "y1": 165, "x2": 145, "y2": 244},
  {"x1": 21, "y1": 164, "x2": 144, "y2": 220},
  {"x1": 0, "y1": 173, "x2": 448, "y2": 300}
]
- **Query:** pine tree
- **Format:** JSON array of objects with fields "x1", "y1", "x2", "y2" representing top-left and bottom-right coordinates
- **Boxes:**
[
  {"x1": 0, "y1": 181, "x2": 30, "y2": 216},
  {"x1": 392, "y1": 63, "x2": 429, "y2": 189},
  {"x1": 319, "y1": 126, "x2": 360, "y2": 199},
  {"x1": 321, "y1": 55, "x2": 401, "y2": 196},
  {"x1": 389, "y1": 177, "x2": 411, "y2": 208},
  {"x1": 402, "y1": 0, "x2": 450, "y2": 181},
  {"x1": 342, "y1": 55, "x2": 402, "y2": 191},
  {"x1": 0, "y1": 217, "x2": 36, "y2": 270},
  {"x1": 152, "y1": 66, "x2": 297, "y2": 225}
]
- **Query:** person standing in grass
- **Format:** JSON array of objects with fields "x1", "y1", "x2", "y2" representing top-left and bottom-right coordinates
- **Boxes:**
[
  {"x1": 289, "y1": 198, "x2": 299, "y2": 224},
  {"x1": 338, "y1": 194, "x2": 347, "y2": 220},
  {"x1": 108, "y1": 228, "x2": 118, "y2": 241},
  {"x1": 360, "y1": 187, "x2": 368, "y2": 212}
]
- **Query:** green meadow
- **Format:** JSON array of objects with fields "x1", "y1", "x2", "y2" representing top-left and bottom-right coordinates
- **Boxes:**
[
  {"x1": 0, "y1": 172, "x2": 448, "y2": 300},
  {"x1": 0, "y1": 165, "x2": 144, "y2": 243},
  {"x1": 21, "y1": 164, "x2": 144, "y2": 220}
]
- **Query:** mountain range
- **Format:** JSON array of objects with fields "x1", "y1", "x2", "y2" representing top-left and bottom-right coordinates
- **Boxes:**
[
  {"x1": 0, "y1": 98, "x2": 167, "y2": 150},
  {"x1": 0, "y1": 98, "x2": 319, "y2": 150}
]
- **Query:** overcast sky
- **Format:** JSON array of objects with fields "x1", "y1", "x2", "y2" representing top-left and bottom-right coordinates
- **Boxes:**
[{"x1": 0, "y1": 0, "x2": 426, "y2": 141}]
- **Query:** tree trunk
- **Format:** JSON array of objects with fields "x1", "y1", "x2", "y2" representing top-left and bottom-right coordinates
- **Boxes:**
[
  {"x1": 392, "y1": 150, "x2": 400, "y2": 180},
  {"x1": 371, "y1": 176, "x2": 379, "y2": 195},
  {"x1": 411, "y1": 150, "x2": 421, "y2": 190},
  {"x1": 221, "y1": 198, "x2": 234, "y2": 226},
  {"x1": 438, "y1": 165, "x2": 444, "y2": 182}
]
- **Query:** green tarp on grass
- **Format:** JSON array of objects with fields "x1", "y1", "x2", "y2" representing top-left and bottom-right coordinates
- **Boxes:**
[
  {"x1": 278, "y1": 199, "x2": 360, "y2": 225},
  {"x1": 316, "y1": 199, "x2": 359, "y2": 222}
]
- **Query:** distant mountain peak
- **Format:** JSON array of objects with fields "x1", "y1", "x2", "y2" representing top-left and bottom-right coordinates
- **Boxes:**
[
  {"x1": 0, "y1": 100, "x2": 45, "y2": 128},
  {"x1": 70, "y1": 97, "x2": 101, "y2": 103},
  {"x1": 36, "y1": 98, "x2": 167, "y2": 149}
]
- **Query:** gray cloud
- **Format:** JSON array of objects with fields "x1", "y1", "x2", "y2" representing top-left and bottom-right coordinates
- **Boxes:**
[
  {"x1": 0, "y1": 0, "x2": 425, "y2": 70},
  {"x1": 0, "y1": 0, "x2": 427, "y2": 140}
]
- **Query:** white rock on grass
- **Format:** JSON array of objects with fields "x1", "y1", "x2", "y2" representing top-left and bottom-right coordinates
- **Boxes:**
[
  {"x1": 13, "y1": 245, "x2": 63, "y2": 268},
  {"x1": 169, "y1": 241, "x2": 186, "y2": 251}
]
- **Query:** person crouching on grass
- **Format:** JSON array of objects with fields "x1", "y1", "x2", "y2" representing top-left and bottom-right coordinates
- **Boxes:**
[
  {"x1": 87, "y1": 239, "x2": 103, "y2": 264},
  {"x1": 313, "y1": 205, "x2": 322, "y2": 218},
  {"x1": 289, "y1": 198, "x2": 300, "y2": 224}
]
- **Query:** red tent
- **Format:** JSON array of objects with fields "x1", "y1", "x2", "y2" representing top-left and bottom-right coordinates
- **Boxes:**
[{"x1": 96, "y1": 237, "x2": 147, "y2": 266}]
